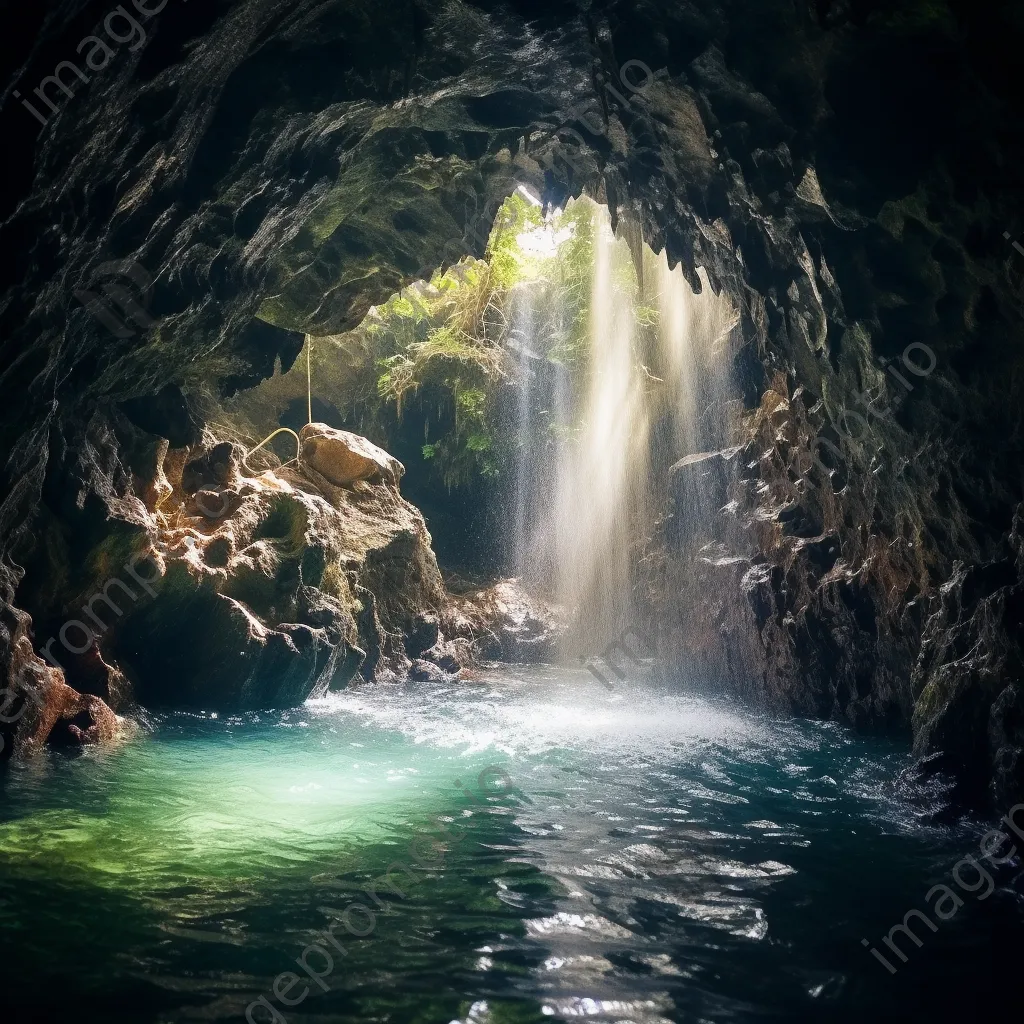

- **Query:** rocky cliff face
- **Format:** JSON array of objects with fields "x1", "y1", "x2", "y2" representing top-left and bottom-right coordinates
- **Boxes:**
[
  {"x1": 3, "y1": 416, "x2": 562, "y2": 751},
  {"x1": 2, "y1": 1, "x2": 1023, "y2": 804}
]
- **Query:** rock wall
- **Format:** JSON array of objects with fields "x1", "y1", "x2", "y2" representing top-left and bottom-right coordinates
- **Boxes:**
[
  {"x1": 3, "y1": 414, "x2": 562, "y2": 752},
  {"x1": 2, "y1": 0, "x2": 1023, "y2": 802}
]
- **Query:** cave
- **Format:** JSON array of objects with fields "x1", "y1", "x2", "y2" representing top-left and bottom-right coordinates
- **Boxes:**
[{"x1": 2, "y1": 1, "x2": 1024, "y2": 1022}]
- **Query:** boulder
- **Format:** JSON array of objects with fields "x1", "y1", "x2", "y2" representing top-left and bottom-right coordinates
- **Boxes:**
[
  {"x1": 93, "y1": 435, "x2": 446, "y2": 710},
  {"x1": 2, "y1": 618, "x2": 125, "y2": 757},
  {"x1": 409, "y1": 659, "x2": 453, "y2": 683},
  {"x1": 448, "y1": 579, "x2": 566, "y2": 663},
  {"x1": 422, "y1": 636, "x2": 473, "y2": 674},
  {"x1": 299, "y1": 422, "x2": 404, "y2": 488}
]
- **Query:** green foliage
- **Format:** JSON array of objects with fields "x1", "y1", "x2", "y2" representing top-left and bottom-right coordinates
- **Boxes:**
[
  {"x1": 261, "y1": 193, "x2": 660, "y2": 492},
  {"x1": 455, "y1": 386, "x2": 487, "y2": 419},
  {"x1": 486, "y1": 191, "x2": 547, "y2": 289},
  {"x1": 347, "y1": 251, "x2": 510, "y2": 485},
  {"x1": 634, "y1": 303, "x2": 660, "y2": 328}
]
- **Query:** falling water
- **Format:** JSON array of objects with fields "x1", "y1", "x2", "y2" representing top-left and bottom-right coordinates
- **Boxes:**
[
  {"x1": 509, "y1": 285, "x2": 538, "y2": 581},
  {"x1": 551, "y1": 208, "x2": 651, "y2": 653},
  {"x1": 506, "y1": 200, "x2": 738, "y2": 660},
  {"x1": 655, "y1": 253, "x2": 739, "y2": 465}
]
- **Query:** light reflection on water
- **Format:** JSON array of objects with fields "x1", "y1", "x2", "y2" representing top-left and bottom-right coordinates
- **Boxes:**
[{"x1": 0, "y1": 665, "x2": 1012, "y2": 1024}]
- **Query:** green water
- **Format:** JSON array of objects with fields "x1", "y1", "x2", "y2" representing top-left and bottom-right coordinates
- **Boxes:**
[{"x1": 0, "y1": 666, "x2": 1017, "y2": 1024}]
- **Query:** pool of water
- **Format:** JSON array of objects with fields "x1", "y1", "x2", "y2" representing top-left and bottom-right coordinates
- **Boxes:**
[{"x1": 1, "y1": 665, "x2": 1019, "y2": 1023}]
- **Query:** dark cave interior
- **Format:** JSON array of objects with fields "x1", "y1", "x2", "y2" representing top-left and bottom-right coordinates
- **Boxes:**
[{"x1": 2, "y1": 3, "x2": 1024, "y2": 1019}]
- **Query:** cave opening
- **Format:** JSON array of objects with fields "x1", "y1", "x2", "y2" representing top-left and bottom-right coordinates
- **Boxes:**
[{"x1": 227, "y1": 190, "x2": 741, "y2": 661}]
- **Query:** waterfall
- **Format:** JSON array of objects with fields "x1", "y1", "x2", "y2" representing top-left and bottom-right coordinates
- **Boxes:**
[
  {"x1": 656, "y1": 254, "x2": 739, "y2": 464},
  {"x1": 504, "y1": 199, "x2": 737, "y2": 663},
  {"x1": 551, "y1": 209, "x2": 651, "y2": 654},
  {"x1": 506, "y1": 278, "x2": 564, "y2": 592},
  {"x1": 509, "y1": 284, "x2": 537, "y2": 582}
]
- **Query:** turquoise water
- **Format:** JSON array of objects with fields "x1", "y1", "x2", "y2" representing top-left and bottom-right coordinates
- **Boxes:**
[{"x1": 0, "y1": 666, "x2": 1017, "y2": 1023}]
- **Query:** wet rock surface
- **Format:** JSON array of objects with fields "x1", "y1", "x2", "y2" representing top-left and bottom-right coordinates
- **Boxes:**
[
  {"x1": 911, "y1": 506, "x2": 1024, "y2": 806},
  {"x1": 0, "y1": 416, "x2": 565, "y2": 727},
  {"x1": 1, "y1": 610, "x2": 126, "y2": 757},
  {"x1": 653, "y1": 377, "x2": 927, "y2": 729},
  {"x1": 109, "y1": 430, "x2": 450, "y2": 709},
  {"x1": 449, "y1": 579, "x2": 567, "y2": 664},
  {"x1": 649, "y1": 366, "x2": 1024, "y2": 807},
  {"x1": 0, "y1": 1, "x2": 1021, "y2": 804}
]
